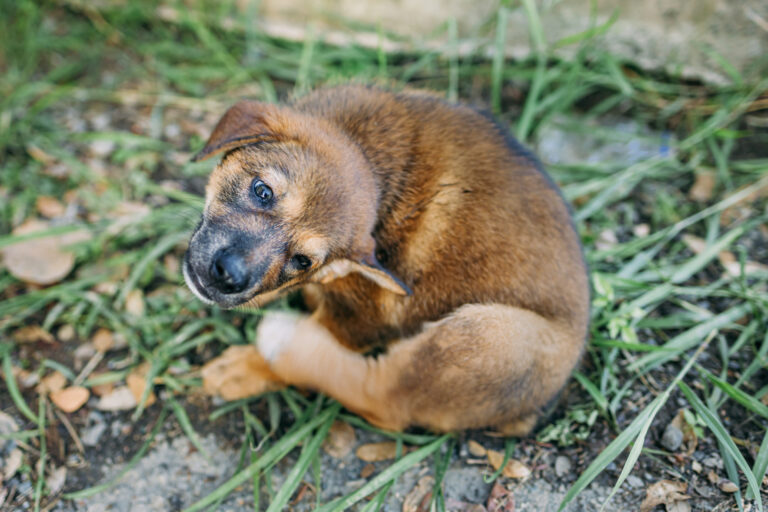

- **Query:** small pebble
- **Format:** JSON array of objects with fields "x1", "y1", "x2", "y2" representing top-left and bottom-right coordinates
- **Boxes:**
[
  {"x1": 555, "y1": 456, "x2": 572, "y2": 478},
  {"x1": 626, "y1": 475, "x2": 644, "y2": 488},
  {"x1": 661, "y1": 422, "x2": 683, "y2": 451}
]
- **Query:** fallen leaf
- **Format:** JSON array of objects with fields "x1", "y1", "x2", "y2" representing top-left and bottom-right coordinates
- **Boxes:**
[
  {"x1": 360, "y1": 463, "x2": 375, "y2": 479},
  {"x1": 164, "y1": 254, "x2": 180, "y2": 275},
  {"x1": 322, "y1": 420, "x2": 356, "y2": 459},
  {"x1": 50, "y1": 386, "x2": 90, "y2": 413},
  {"x1": 402, "y1": 476, "x2": 434, "y2": 512},
  {"x1": 681, "y1": 235, "x2": 707, "y2": 255},
  {"x1": 721, "y1": 180, "x2": 768, "y2": 225},
  {"x1": 3, "y1": 448, "x2": 23, "y2": 480},
  {"x1": 126, "y1": 363, "x2": 156, "y2": 407},
  {"x1": 91, "y1": 328, "x2": 115, "y2": 352},
  {"x1": 0, "y1": 410, "x2": 19, "y2": 438},
  {"x1": 124, "y1": 289, "x2": 145, "y2": 316},
  {"x1": 688, "y1": 170, "x2": 716, "y2": 202},
  {"x1": 486, "y1": 450, "x2": 530, "y2": 479},
  {"x1": 667, "y1": 499, "x2": 692, "y2": 512},
  {"x1": 13, "y1": 325, "x2": 55, "y2": 344},
  {"x1": 717, "y1": 250, "x2": 768, "y2": 278},
  {"x1": 1, "y1": 219, "x2": 90, "y2": 285},
  {"x1": 640, "y1": 480, "x2": 690, "y2": 512},
  {"x1": 356, "y1": 442, "x2": 399, "y2": 462},
  {"x1": 105, "y1": 201, "x2": 151, "y2": 235},
  {"x1": 468, "y1": 440, "x2": 487, "y2": 457},
  {"x1": 707, "y1": 470, "x2": 719, "y2": 484},
  {"x1": 633, "y1": 223, "x2": 650, "y2": 238},
  {"x1": 486, "y1": 480, "x2": 514, "y2": 512},
  {"x1": 37, "y1": 371, "x2": 68, "y2": 394},
  {"x1": 47, "y1": 466, "x2": 67, "y2": 495},
  {"x1": 36, "y1": 196, "x2": 66, "y2": 218},
  {"x1": 718, "y1": 479, "x2": 738, "y2": 493},
  {"x1": 57, "y1": 324, "x2": 76, "y2": 342},
  {"x1": 94, "y1": 386, "x2": 137, "y2": 411}
]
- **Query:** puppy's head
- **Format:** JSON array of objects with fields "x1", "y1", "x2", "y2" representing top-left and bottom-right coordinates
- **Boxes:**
[{"x1": 184, "y1": 100, "x2": 409, "y2": 309}]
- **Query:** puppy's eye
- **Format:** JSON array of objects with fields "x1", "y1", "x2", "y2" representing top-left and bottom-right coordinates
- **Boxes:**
[
  {"x1": 251, "y1": 179, "x2": 273, "y2": 205},
  {"x1": 292, "y1": 254, "x2": 312, "y2": 270}
]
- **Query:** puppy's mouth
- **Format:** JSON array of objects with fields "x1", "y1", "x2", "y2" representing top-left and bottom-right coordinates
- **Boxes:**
[
  {"x1": 182, "y1": 256, "x2": 216, "y2": 306},
  {"x1": 183, "y1": 252, "x2": 298, "y2": 309}
]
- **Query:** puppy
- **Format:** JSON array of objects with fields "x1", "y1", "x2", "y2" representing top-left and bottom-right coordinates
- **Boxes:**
[{"x1": 184, "y1": 85, "x2": 589, "y2": 435}]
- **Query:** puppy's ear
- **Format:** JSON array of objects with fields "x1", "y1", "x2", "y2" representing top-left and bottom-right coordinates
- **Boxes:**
[
  {"x1": 192, "y1": 100, "x2": 281, "y2": 162},
  {"x1": 312, "y1": 256, "x2": 412, "y2": 296}
]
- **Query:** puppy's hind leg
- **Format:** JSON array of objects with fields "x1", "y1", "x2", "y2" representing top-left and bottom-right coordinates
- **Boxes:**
[{"x1": 258, "y1": 304, "x2": 585, "y2": 434}]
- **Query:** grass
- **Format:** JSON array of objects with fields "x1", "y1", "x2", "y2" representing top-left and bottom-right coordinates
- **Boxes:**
[{"x1": 1, "y1": 0, "x2": 767, "y2": 510}]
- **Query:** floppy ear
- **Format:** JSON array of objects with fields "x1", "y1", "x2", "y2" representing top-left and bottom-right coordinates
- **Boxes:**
[
  {"x1": 312, "y1": 256, "x2": 412, "y2": 296},
  {"x1": 192, "y1": 100, "x2": 281, "y2": 162}
]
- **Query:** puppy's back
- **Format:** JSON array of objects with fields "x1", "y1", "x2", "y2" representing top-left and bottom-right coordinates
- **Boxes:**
[{"x1": 295, "y1": 85, "x2": 589, "y2": 342}]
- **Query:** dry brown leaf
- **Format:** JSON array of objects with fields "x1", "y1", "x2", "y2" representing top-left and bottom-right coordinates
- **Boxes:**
[
  {"x1": 124, "y1": 289, "x2": 145, "y2": 317},
  {"x1": 37, "y1": 371, "x2": 68, "y2": 395},
  {"x1": 681, "y1": 235, "x2": 707, "y2": 255},
  {"x1": 57, "y1": 324, "x2": 76, "y2": 342},
  {"x1": 721, "y1": 180, "x2": 768, "y2": 225},
  {"x1": 356, "y1": 441, "x2": 399, "y2": 462},
  {"x1": 486, "y1": 480, "x2": 514, "y2": 512},
  {"x1": 13, "y1": 325, "x2": 55, "y2": 344},
  {"x1": 3, "y1": 448, "x2": 23, "y2": 480},
  {"x1": 50, "y1": 386, "x2": 90, "y2": 413},
  {"x1": 322, "y1": 420, "x2": 356, "y2": 459},
  {"x1": 360, "y1": 463, "x2": 375, "y2": 479},
  {"x1": 47, "y1": 466, "x2": 67, "y2": 495},
  {"x1": 94, "y1": 386, "x2": 137, "y2": 411},
  {"x1": 633, "y1": 223, "x2": 650, "y2": 238},
  {"x1": 468, "y1": 440, "x2": 487, "y2": 457},
  {"x1": 717, "y1": 250, "x2": 768, "y2": 278},
  {"x1": 164, "y1": 254, "x2": 180, "y2": 275},
  {"x1": 402, "y1": 476, "x2": 434, "y2": 512},
  {"x1": 126, "y1": 363, "x2": 156, "y2": 407},
  {"x1": 90, "y1": 381, "x2": 115, "y2": 397},
  {"x1": 688, "y1": 170, "x2": 716, "y2": 202},
  {"x1": 718, "y1": 479, "x2": 738, "y2": 493},
  {"x1": 91, "y1": 328, "x2": 115, "y2": 352},
  {"x1": 486, "y1": 450, "x2": 530, "y2": 479},
  {"x1": 36, "y1": 196, "x2": 66, "y2": 218},
  {"x1": 707, "y1": 470, "x2": 719, "y2": 484},
  {"x1": 1, "y1": 219, "x2": 90, "y2": 285},
  {"x1": 105, "y1": 201, "x2": 151, "y2": 234},
  {"x1": 639, "y1": 480, "x2": 690, "y2": 512},
  {"x1": 667, "y1": 499, "x2": 692, "y2": 512},
  {"x1": 201, "y1": 345, "x2": 283, "y2": 400}
]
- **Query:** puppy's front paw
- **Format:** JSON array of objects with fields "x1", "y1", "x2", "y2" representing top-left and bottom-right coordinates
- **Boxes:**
[
  {"x1": 256, "y1": 311, "x2": 304, "y2": 362},
  {"x1": 201, "y1": 345, "x2": 283, "y2": 400}
]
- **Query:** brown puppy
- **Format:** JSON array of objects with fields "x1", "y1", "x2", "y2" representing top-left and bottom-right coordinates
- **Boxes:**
[{"x1": 184, "y1": 84, "x2": 589, "y2": 435}]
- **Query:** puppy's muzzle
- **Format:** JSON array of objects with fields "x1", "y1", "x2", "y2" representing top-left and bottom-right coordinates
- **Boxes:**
[{"x1": 210, "y1": 248, "x2": 251, "y2": 294}]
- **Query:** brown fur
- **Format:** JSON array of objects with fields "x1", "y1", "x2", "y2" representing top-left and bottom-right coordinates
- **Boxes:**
[{"x1": 184, "y1": 84, "x2": 590, "y2": 434}]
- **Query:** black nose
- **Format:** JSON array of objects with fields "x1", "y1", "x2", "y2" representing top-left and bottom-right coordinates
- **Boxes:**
[{"x1": 210, "y1": 249, "x2": 249, "y2": 294}]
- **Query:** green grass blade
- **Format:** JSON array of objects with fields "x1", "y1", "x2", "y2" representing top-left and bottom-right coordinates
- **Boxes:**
[
  {"x1": 629, "y1": 303, "x2": 752, "y2": 371},
  {"x1": 748, "y1": 429, "x2": 768, "y2": 500},
  {"x1": 265, "y1": 404, "x2": 338, "y2": 512},
  {"x1": 1, "y1": 343, "x2": 38, "y2": 425},
  {"x1": 316, "y1": 435, "x2": 451, "y2": 512},
  {"x1": 183, "y1": 405, "x2": 338, "y2": 512},
  {"x1": 168, "y1": 396, "x2": 211, "y2": 462},
  {"x1": 678, "y1": 381, "x2": 762, "y2": 511}
]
